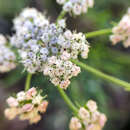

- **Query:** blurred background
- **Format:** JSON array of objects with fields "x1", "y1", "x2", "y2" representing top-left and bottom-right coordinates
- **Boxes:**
[{"x1": 0, "y1": 0, "x2": 130, "y2": 130}]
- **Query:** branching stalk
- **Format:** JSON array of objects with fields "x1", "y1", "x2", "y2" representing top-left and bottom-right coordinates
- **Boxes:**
[
  {"x1": 85, "y1": 28, "x2": 112, "y2": 38},
  {"x1": 57, "y1": 85, "x2": 78, "y2": 114},
  {"x1": 25, "y1": 73, "x2": 32, "y2": 91},
  {"x1": 71, "y1": 59, "x2": 130, "y2": 91}
]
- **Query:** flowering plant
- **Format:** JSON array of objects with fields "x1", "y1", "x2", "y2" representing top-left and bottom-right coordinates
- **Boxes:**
[
  {"x1": 0, "y1": 0, "x2": 130, "y2": 130},
  {"x1": 5, "y1": 87, "x2": 48, "y2": 124}
]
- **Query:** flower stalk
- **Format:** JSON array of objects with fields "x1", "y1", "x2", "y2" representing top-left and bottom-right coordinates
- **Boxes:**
[
  {"x1": 71, "y1": 59, "x2": 130, "y2": 91},
  {"x1": 57, "y1": 85, "x2": 78, "y2": 114},
  {"x1": 85, "y1": 28, "x2": 112, "y2": 38},
  {"x1": 25, "y1": 73, "x2": 32, "y2": 91}
]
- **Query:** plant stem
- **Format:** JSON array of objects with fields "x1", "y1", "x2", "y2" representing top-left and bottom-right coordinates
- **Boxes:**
[
  {"x1": 71, "y1": 59, "x2": 130, "y2": 90},
  {"x1": 85, "y1": 28, "x2": 112, "y2": 38},
  {"x1": 56, "y1": 10, "x2": 66, "y2": 22},
  {"x1": 25, "y1": 73, "x2": 32, "y2": 91},
  {"x1": 57, "y1": 85, "x2": 78, "y2": 114}
]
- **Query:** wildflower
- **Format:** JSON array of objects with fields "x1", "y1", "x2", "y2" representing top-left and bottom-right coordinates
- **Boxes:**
[
  {"x1": 22, "y1": 104, "x2": 34, "y2": 112},
  {"x1": 78, "y1": 107, "x2": 90, "y2": 121},
  {"x1": 4, "y1": 108, "x2": 20, "y2": 120},
  {"x1": 5, "y1": 87, "x2": 48, "y2": 124},
  {"x1": 26, "y1": 87, "x2": 37, "y2": 99},
  {"x1": 69, "y1": 100, "x2": 107, "y2": 130},
  {"x1": 0, "y1": 34, "x2": 16, "y2": 73},
  {"x1": 17, "y1": 91, "x2": 26, "y2": 101},
  {"x1": 86, "y1": 100, "x2": 97, "y2": 112},
  {"x1": 38, "y1": 100, "x2": 49, "y2": 113},
  {"x1": 110, "y1": 8, "x2": 130, "y2": 47},
  {"x1": 6, "y1": 97, "x2": 18, "y2": 107},
  {"x1": 56, "y1": 0, "x2": 94, "y2": 15},
  {"x1": 69, "y1": 117, "x2": 82, "y2": 130},
  {"x1": 10, "y1": 8, "x2": 90, "y2": 89}
]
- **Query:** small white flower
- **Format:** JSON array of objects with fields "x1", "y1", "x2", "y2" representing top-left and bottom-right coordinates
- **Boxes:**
[
  {"x1": 64, "y1": 30, "x2": 72, "y2": 40},
  {"x1": 17, "y1": 91, "x2": 26, "y2": 102},
  {"x1": 63, "y1": 2, "x2": 73, "y2": 12},
  {"x1": 0, "y1": 35, "x2": 16, "y2": 73},
  {"x1": 69, "y1": 117, "x2": 82, "y2": 130},
  {"x1": 58, "y1": 19, "x2": 66, "y2": 28},
  {"x1": 57, "y1": 0, "x2": 94, "y2": 15},
  {"x1": 79, "y1": 107, "x2": 90, "y2": 121},
  {"x1": 110, "y1": 8, "x2": 130, "y2": 47},
  {"x1": 6, "y1": 97, "x2": 18, "y2": 107},
  {"x1": 56, "y1": 0, "x2": 66, "y2": 4},
  {"x1": 69, "y1": 100, "x2": 107, "y2": 130},
  {"x1": 5, "y1": 87, "x2": 48, "y2": 124},
  {"x1": 73, "y1": 4, "x2": 82, "y2": 15},
  {"x1": 32, "y1": 94, "x2": 43, "y2": 104},
  {"x1": 86, "y1": 100, "x2": 97, "y2": 112},
  {"x1": 0, "y1": 34, "x2": 7, "y2": 44}
]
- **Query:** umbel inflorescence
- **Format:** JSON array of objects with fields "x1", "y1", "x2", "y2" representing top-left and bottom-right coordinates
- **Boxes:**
[
  {"x1": 2, "y1": 1, "x2": 130, "y2": 130},
  {"x1": 10, "y1": 8, "x2": 90, "y2": 89},
  {"x1": 5, "y1": 87, "x2": 48, "y2": 124},
  {"x1": 69, "y1": 100, "x2": 107, "y2": 130},
  {"x1": 1, "y1": 3, "x2": 111, "y2": 129},
  {"x1": 0, "y1": 35, "x2": 16, "y2": 73},
  {"x1": 110, "y1": 8, "x2": 130, "y2": 48},
  {"x1": 56, "y1": 0, "x2": 94, "y2": 15}
]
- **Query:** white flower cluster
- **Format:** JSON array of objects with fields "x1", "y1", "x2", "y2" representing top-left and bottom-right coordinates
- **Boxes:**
[
  {"x1": 43, "y1": 56, "x2": 81, "y2": 89},
  {"x1": 10, "y1": 8, "x2": 49, "y2": 48},
  {"x1": 10, "y1": 8, "x2": 49, "y2": 73},
  {"x1": 4, "y1": 87, "x2": 48, "y2": 124},
  {"x1": 110, "y1": 8, "x2": 130, "y2": 48},
  {"x1": 0, "y1": 35, "x2": 16, "y2": 73},
  {"x1": 69, "y1": 100, "x2": 107, "y2": 130},
  {"x1": 56, "y1": 0, "x2": 94, "y2": 15},
  {"x1": 10, "y1": 8, "x2": 89, "y2": 89}
]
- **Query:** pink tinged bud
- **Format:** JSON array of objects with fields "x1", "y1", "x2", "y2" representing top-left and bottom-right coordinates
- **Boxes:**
[
  {"x1": 4, "y1": 108, "x2": 18, "y2": 120},
  {"x1": 110, "y1": 35, "x2": 123, "y2": 45},
  {"x1": 38, "y1": 100, "x2": 48, "y2": 113},
  {"x1": 99, "y1": 114, "x2": 107, "y2": 128},
  {"x1": 78, "y1": 107, "x2": 90, "y2": 121},
  {"x1": 72, "y1": 66, "x2": 81, "y2": 76},
  {"x1": 17, "y1": 91, "x2": 26, "y2": 101},
  {"x1": 6, "y1": 97, "x2": 18, "y2": 107},
  {"x1": 91, "y1": 111, "x2": 100, "y2": 122},
  {"x1": 61, "y1": 51, "x2": 70, "y2": 60},
  {"x1": 64, "y1": 30, "x2": 72, "y2": 40},
  {"x1": 0, "y1": 35, "x2": 7, "y2": 44},
  {"x1": 60, "y1": 80, "x2": 70, "y2": 89},
  {"x1": 26, "y1": 87, "x2": 37, "y2": 99},
  {"x1": 69, "y1": 117, "x2": 82, "y2": 130},
  {"x1": 22, "y1": 104, "x2": 33, "y2": 112},
  {"x1": 86, "y1": 100, "x2": 97, "y2": 112}
]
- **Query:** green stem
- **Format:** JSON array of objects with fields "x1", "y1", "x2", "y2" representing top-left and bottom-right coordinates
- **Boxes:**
[
  {"x1": 85, "y1": 28, "x2": 112, "y2": 38},
  {"x1": 71, "y1": 59, "x2": 130, "y2": 91},
  {"x1": 57, "y1": 85, "x2": 78, "y2": 114},
  {"x1": 25, "y1": 73, "x2": 32, "y2": 91},
  {"x1": 56, "y1": 10, "x2": 66, "y2": 22}
]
